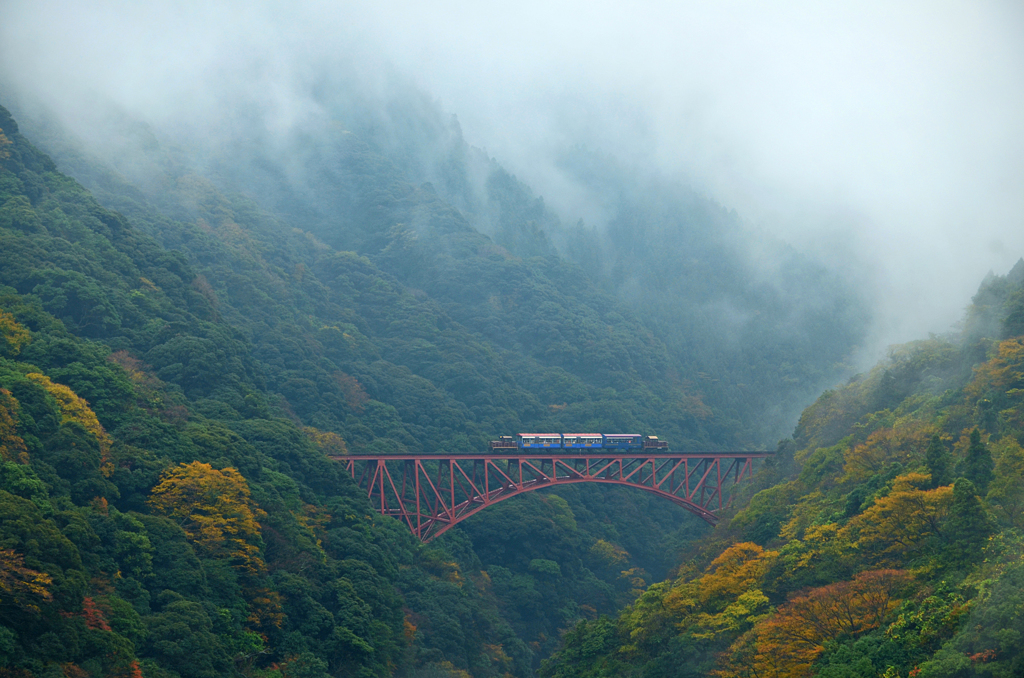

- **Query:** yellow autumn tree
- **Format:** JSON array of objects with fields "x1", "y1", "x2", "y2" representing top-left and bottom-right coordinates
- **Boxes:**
[
  {"x1": 590, "y1": 539, "x2": 630, "y2": 572},
  {"x1": 967, "y1": 337, "x2": 1024, "y2": 431},
  {"x1": 685, "y1": 543, "x2": 777, "y2": 638},
  {"x1": 0, "y1": 548, "x2": 53, "y2": 614},
  {"x1": 148, "y1": 461, "x2": 266, "y2": 575},
  {"x1": 25, "y1": 373, "x2": 112, "y2": 474},
  {"x1": 967, "y1": 337, "x2": 1024, "y2": 397},
  {"x1": 717, "y1": 570, "x2": 912, "y2": 678},
  {"x1": 0, "y1": 128, "x2": 12, "y2": 160},
  {"x1": 301, "y1": 426, "x2": 348, "y2": 456},
  {"x1": 618, "y1": 542, "x2": 777, "y2": 652},
  {"x1": 693, "y1": 542, "x2": 778, "y2": 610},
  {"x1": 778, "y1": 523, "x2": 856, "y2": 586},
  {"x1": 841, "y1": 472, "x2": 953, "y2": 564},
  {"x1": 0, "y1": 388, "x2": 29, "y2": 463},
  {"x1": 0, "y1": 308, "x2": 31, "y2": 356},
  {"x1": 841, "y1": 422, "x2": 936, "y2": 484}
]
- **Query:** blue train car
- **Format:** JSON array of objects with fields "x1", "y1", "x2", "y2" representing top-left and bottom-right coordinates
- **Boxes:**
[
  {"x1": 602, "y1": 434, "x2": 643, "y2": 450},
  {"x1": 517, "y1": 433, "x2": 563, "y2": 449},
  {"x1": 493, "y1": 433, "x2": 664, "y2": 452},
  {"x1": 561, "y1": 433, "x2": 603, "y2": 449}
]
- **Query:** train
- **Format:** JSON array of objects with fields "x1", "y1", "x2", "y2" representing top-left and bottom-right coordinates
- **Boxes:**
[{"x1": 489, "y1": 433, "x2": 669, "y2": 451}]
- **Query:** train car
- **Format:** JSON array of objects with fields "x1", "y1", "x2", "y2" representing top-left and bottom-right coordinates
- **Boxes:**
[
  {"x1": 561, "y1": 433, "x2": 603, "y2": 450},
  {"x1": 517, "y1": 433, "x2": 563, "y2": 449},
  {"x1": 487, "y1": 433, "x2": 669, "y2": 452},
  {"x1": 489, "y1": 436, "x2": 518, "y2": 450},
  {"x1": 602, "y1": 434, "x2": 643, "y2": 450},
  {"x1": 642, "y1": 435, "x2": 669, "y2": 450}
]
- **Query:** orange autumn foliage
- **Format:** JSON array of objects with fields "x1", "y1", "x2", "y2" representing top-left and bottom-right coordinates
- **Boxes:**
[
  {"x1": 61, "y1": 664, "x2": 89, "y2": 678},
  {"x1": 80, "y1": 596, "x2": 112, "y2": 631},
  {"x1": 107, "y1": 350, "x2": 161, "y2": 394},
  {"x1": 718, "y1": 569, "x2": 912, "y2": 678},
  {"x1": 661, "y1": 543, "x2": 774, "y2": 620},
  {"x1": 246, "y1": 587, "x2": 285, "y2": 630},
  {"x1": 404, "y1": 615, "x2": 417, "y2": 642},
  {"x1": 333, "y1": 371, "x2": 369, "y2": 413},
  {"x1": 108, "y1": 662, "x2": 143, "y2": 678},
  {"x1": 617, "y1": 542, "x2": 776, "y2": 657}
]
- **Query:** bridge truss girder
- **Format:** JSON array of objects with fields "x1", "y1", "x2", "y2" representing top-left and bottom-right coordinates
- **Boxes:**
[{"x1": 335, "y1": 453, "x2": 769, "y2": 542}]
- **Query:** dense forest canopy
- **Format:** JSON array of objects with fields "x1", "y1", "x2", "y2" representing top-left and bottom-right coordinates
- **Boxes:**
[
  {"x1": 0, "y1": 89, "x2": 846, "y2": 678},
  {"x1": 541, "y1": 260, "x2": 1024, "y2": 678},
  {"x1": 6, "y1": 74, "x2": 867, "y2": 447},
  {"x1": 1, "y1": 48, "x2": 1022, "y2": 678}
]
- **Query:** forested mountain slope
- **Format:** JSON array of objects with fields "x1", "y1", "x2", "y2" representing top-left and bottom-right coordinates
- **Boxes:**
[
  {"x1": 0, "y1": 79, "x2": 863, "y2": 678},
  {"x1": 541, "y1": 260, "x2": 1024, "y2": 678},
  {"x1": 0, "y1": 102, "x2": 535, "y2": 678},
  {"x1": 0, "y1": 96, "x2": 751, "y2": 678},
  {"x1": 9, "y1": 77, "x2": 865, "y2": 448}
]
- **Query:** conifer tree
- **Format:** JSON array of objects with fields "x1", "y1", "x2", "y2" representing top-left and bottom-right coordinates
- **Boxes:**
[
  {"x1": 944, "y1": 478, "x2": 993, "y2": 567},
  {"x1": 959, "y1": 428, "x2": 994, "y2": 493},
  {"x1": 925, "y1": 434, "x2": 952, "y2": 488}
]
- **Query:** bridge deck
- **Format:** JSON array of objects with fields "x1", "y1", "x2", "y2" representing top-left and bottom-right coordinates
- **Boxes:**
[{"x1": 335, "y1": 451, "x2": 771, "y2": 460}]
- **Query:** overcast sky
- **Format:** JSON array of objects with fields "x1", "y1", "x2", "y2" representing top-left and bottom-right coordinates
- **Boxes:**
[{"x1": 2, "y1": 0, "x2": 1023, "y2": 357}]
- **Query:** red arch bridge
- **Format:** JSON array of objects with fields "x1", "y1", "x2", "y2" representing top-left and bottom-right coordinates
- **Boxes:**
[{"x1": 331, "y1": 451, "x2": 771, "y2": 542}]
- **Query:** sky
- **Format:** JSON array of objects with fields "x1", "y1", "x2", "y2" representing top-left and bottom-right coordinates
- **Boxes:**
[{"x1": 2, "y1": 0, "x2": 1023, "y2": 358}]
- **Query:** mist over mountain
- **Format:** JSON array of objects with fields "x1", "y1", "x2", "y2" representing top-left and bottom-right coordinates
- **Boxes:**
[
  {"x1": 2, "y1": 4, "x2": 1024, "y2": 678},
  {"x1": 0, "y1": 68, "x2": 864, "y2": 446},
  {"x1": 3, "y1": 0, "x2": 1022, "y2": 357}
]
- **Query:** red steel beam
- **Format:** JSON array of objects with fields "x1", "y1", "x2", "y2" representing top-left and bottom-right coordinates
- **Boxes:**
[{"x1": 336, "y1": 452, "x2": 770, "y2": 542}]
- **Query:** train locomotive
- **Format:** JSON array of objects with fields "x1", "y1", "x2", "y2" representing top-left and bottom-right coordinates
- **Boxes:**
[{"x1": 488, "y1": 433, "x2": 669, "y2": 452}]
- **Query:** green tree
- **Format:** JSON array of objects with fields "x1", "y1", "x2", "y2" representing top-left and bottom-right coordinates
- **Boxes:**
[
  {"x1": 987, "y1": 438, "x2": 1024, "y2": 528},
  {"x1": 959, "y1": 429, "x2": 994, "y2": 493},
  {"x1": 943, "y1": 479, "x2": 993, "y2": 567},
  {"x1": 924, "y1": 435, "x2": 952, "y2": 488}
]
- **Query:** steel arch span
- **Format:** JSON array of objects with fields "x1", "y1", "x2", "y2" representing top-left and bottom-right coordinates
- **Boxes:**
[{"x1": 332, "y1": 452, "x2": 771, "y2": 542}]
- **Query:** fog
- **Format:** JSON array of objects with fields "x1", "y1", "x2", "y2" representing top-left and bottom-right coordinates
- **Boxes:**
[{"x1": 2, "y1": 0, "x2": 1023, "y2": 361}]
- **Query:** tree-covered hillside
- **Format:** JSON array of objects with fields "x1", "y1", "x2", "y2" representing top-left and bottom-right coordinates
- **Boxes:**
[
  {"x1": 541, "y1": 260, "x2": 1024, "y2": 678},
  {"x1": 9, "y1": 74, "x2": 865, "y2": 449},
  {"x1": 0, "y1": 73, "x2": 873, "y2": 678},
  {"x1": 0, "y1": 95, "x2": 724, "y2": 678}
]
